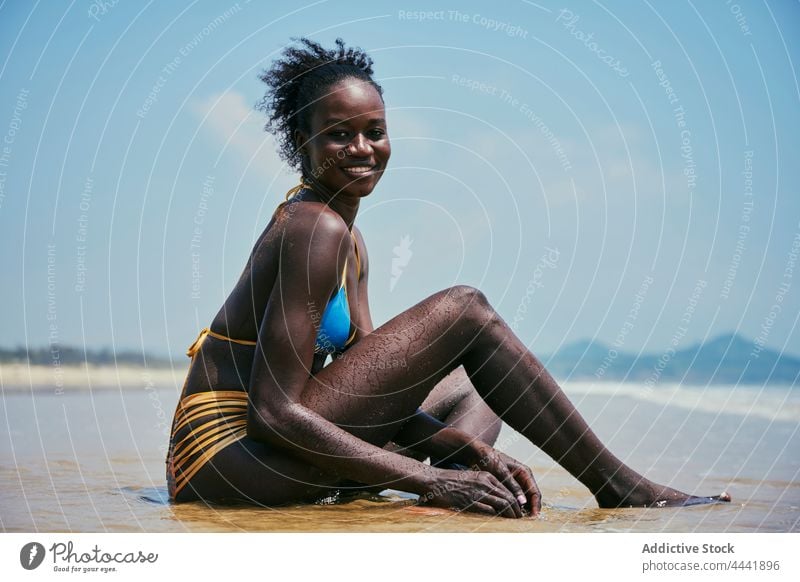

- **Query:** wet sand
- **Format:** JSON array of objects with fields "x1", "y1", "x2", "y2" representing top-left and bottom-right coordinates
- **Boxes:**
[{"x1": 1, "y1": 370, "x2": 798, "y2": 532}]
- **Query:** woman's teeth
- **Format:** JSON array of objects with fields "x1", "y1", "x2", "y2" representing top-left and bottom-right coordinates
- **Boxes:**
[{"x1": 342, "y1": 166, "x2": 373, "y2": 174}]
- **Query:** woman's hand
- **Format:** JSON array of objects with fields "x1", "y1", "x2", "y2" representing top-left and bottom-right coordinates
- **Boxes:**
[
  {"x1": 419, "y1": 468, "x2": 526, "y2": 518},
  {"x1": 467, "y1": 443, "x2": 542, "y2": 516}
]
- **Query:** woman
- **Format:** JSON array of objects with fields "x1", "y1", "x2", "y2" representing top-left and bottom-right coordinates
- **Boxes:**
[{"x1": 166, "y1": 38, "x2": 730, "y2": 517}]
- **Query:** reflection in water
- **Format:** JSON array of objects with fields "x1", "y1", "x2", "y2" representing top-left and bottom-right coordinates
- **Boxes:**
[
  {"x1": 111, "y1": 484, "x2": 752, "y2": 533},
  {"x1": 120, "y1": 486, "x2": 170, "y2": 505},
  {"x1": 3, "y1": 387, "x2": 798, "y2": 532}
]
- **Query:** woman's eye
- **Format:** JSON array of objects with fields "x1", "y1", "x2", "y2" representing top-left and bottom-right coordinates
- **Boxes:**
[
  {"x1": 328, "y1": 130, "x2": 349, "y2": 139},
  {"x1": 368, "y1": 128, "x2": 386, "y2": 138}
]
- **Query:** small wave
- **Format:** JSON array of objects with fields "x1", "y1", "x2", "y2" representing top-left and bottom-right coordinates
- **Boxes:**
[{"x1": 565, "y1": 382, "x2": 800, "y2": 423}]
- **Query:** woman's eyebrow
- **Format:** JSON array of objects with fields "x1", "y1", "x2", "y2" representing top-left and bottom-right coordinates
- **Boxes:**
[{"x1": 322, "y1": 117, "x2": 386, "y2": 126}]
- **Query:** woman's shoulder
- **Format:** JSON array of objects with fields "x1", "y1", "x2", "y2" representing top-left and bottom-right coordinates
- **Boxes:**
[{"x1": 272, "y1": 200, "x2": 351, "y2": 253}]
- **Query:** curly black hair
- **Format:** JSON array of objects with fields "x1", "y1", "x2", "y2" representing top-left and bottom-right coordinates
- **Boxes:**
[{"x1": 256, "y1": 38, "x2": 383, "y2": 176}]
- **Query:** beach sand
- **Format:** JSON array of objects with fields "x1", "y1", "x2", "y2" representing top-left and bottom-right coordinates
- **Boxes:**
[{"x1": 1, "y1": 366, "x2": 797, "y2": 532}]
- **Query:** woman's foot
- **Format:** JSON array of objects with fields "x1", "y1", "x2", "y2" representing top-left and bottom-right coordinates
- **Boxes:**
[{"x1": 595, "y1": 478, "x2": 731, "y2": 508}]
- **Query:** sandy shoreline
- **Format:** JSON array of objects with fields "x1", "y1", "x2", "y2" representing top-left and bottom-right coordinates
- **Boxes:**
[{"x1": 0, "y1": 363, "x2": 185, "y2": 391}]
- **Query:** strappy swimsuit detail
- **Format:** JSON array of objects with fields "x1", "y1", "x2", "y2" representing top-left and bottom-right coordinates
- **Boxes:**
[
  {"x1": 167, "y1": 389, "x2": 249, "y2": 498},
  {"x1": 168, "y1": 326, "x2": 254, "y2": 499},
  {"x1": 185, "y1": 327, "x2": 258, "y2": 358},
  {"x1": 167, "y1": 182, "x2": 360, "y2": 500}
]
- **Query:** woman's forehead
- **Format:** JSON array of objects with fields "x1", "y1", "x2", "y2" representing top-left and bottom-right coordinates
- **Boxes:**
[{"x1": 311, "y1": 79, "x2": 384, "y2": 123}]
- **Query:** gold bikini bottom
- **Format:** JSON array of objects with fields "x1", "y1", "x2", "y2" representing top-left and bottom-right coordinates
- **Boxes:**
[{"x1": 167, "y1": 327, "x2": 256, "y2": 500}]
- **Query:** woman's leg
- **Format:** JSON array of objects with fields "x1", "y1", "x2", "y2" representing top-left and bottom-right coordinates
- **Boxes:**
[
  {"x1": 189, "y1": 285, "x2": 725, "y2": 507},
  {"x1": 298, "y1": 285, "x2": 726, "y2": 507},
  {"x1": 419, "y1": 366, "x2": 502, "y2": 448},
  {"x1": 179, "y1": 437, "x2": 342, "y2": 505}
]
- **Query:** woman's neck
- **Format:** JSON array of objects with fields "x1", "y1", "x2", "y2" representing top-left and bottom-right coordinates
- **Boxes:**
[{"x1": 300, "y1": 178, "x2": 359, "y2": 230}]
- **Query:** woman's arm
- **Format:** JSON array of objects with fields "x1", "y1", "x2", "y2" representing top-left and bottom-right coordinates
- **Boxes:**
[
  {"x1": 392, "y1": 408, "x2": 481, "y2": 465},
  {"x1": 246, "y1": 208, "x2": 437, "y2": 494}
]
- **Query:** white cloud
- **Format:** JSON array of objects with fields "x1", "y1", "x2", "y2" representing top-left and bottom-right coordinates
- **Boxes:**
[{"x1": 190, "y1": 90, "x2": 292, "y2": 185}]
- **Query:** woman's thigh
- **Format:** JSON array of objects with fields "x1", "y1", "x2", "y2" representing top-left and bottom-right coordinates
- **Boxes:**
[
  {"x1": 179, "y1": 437, "x2": 341, "y2": 505},
  {"x1": 420, "y1": 366, "x2": 502, "y2": 446},
  {"x1": 298, "y1": 285, "x2": 495, "y2": 446}
]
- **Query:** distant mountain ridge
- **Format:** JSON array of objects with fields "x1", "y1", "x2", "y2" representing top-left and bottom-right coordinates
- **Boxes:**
[{"x1": 540, "y1": 332, "x2": 799, "y2": 385}]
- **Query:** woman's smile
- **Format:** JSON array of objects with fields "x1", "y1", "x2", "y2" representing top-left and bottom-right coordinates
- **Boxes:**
[{"x1": 340, "y1": 165, "x2": 375, "y2": 175}]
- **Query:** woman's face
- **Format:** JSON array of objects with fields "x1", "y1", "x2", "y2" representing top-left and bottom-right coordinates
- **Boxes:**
[{"x1": 298, "y1": 77, "x2": 390, "y2": 198}]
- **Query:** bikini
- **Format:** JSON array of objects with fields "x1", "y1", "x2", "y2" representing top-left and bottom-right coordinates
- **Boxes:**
[{"x1": 166, "y1": 184, "x2": 360, "y2": 500}]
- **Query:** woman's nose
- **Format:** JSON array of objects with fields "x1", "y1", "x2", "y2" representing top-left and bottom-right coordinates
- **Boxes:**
[{"x1": 346, "y1": 133, "x2": 373, "y2": 157}]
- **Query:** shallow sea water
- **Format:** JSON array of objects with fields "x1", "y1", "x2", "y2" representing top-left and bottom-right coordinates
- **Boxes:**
[{"x1": 1, "y1": 381, "x2": 798, "y2": 532}]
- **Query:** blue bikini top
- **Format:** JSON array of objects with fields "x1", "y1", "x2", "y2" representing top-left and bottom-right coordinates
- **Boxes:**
[{"x1": 314, "y1": 230, "x2": 360, "y2": 354}]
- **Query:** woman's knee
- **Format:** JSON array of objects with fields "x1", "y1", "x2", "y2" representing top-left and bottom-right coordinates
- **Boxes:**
[
  {"x1": 443, "y1": 285, "x2": 499, "y2": 328},
  {"x1": 445, "y1": 285, "x2": 492, "y2": 312},
  {"x1": 446, "y1": 284, "x2": 487, "y2": 303}
]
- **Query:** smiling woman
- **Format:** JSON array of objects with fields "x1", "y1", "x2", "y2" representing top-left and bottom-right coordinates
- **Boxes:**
[{"x1": 164, "y1": 37, "x2": 730, "y2": 517}]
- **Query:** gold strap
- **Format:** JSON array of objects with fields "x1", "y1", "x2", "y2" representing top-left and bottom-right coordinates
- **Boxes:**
[
  {"x1": 172, "y1": 391, "x2": 249, "y2": 443},
  {"x1": 173, "y1": 418, "x2": 248, "y2": 466},
  {"x1": 174, "y1": 403, "x2": 249, "y2": 434},
  {"x1": 186, "y1": 327, "x2": 257, "y2": 358},
  {"x1": 170, "y1": 390, "x2": 249, "y2": 497},
  {"x1": 284, "y1": 180, "x2": 309, "y2": 201},
  {"x1": 174, "y1": 397, "x2": 247, "y2": 419},
  {"x1": 174, "y1": 429, "x2": 248, "y2": 495},
  {"x1": 350, "y1": 230, "x2": 361, "y2": 279},
  {"x1": 340, "y1": 257, "x2": 349, "y2": 289},
  {"x1": 174, "y1": 397, "x2": 249, "y2": 420}
]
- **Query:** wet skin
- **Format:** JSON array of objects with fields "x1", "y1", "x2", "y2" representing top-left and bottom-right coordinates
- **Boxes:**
[{"x1": 168, "y1": 78, "x2": 730, "y2": 516}]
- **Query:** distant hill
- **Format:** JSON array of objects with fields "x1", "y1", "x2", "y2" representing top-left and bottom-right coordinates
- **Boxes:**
[
  {"x1": 0, "y1": 345, "x2": 176, "y2": 368},
  {"x1": 2, "y1": 332, "x2": 797, "y2": 384},
  {"x1": 540, "y1": 333, "x2": 799, "y2": 385}
]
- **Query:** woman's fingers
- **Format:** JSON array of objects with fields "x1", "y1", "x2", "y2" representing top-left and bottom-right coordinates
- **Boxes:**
[
  {"x1": 480, "y1": 451, "x2": 526, "y2": 506},
  {"x1": 511, "y1": 465, "x2": 542, "y2": 516},
  {"x1": 482, "y1": 473, "x2": 523, "y2": 518},
  {"x1": 493, "y1": 461, "x2": 528, "y2": 508},
  {"x1": 474, "y1": 493, "x2": 518, "y2": 518},
  {"x1": 497, "y1": 452, "x2": 541, "y2": 516},
  {"x1": 528, "y1": 477, "x2": 542, "y2": 515},
  {"x1": 429, "y1": 466, "x2": 533, "y2": 519}
]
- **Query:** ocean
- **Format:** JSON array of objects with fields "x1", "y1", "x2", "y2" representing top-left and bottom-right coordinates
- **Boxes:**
[{"x1": 1, "y1": 375, "x2": 797, "y2": 532}]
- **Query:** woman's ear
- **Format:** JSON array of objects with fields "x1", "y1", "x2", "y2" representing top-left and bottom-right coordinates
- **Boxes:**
[{"x1": 294, "y1": 130, "x2": 308, "y2": 156}]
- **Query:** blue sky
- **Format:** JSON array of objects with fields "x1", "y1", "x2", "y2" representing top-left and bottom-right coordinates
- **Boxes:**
[{"x1": 1, "y1": 0, "x2": 798, "y2": 361}]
